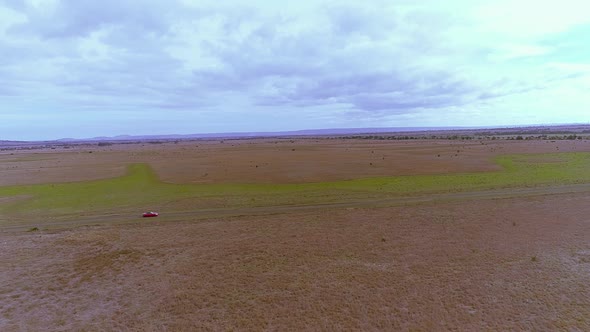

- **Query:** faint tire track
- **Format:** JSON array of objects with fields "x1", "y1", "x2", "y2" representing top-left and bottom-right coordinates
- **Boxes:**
[{"x1": 3, "y1": 183, "x2": 590, "y2": 231}]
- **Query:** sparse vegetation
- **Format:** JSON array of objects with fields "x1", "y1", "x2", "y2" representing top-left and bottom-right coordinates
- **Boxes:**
[{"x1": 3, "y1": 194, "x2": 590, "y2": 330}]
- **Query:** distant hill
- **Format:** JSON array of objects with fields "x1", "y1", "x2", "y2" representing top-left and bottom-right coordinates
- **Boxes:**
[{"x1": 56, "y1": 127, "x2": 481, "y2": 142}]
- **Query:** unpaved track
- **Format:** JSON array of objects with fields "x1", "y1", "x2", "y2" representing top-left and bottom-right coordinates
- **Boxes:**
[{"x1": 4, "y1": 182, "x2": 590, "y2": 231}]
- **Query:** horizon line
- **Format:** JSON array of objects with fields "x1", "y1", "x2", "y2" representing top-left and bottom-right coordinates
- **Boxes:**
[{"x1": 3, "y1": 122, "x2": 590, "y2": 143}]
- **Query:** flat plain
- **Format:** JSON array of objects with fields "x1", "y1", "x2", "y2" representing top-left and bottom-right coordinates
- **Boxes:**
[{"x1": 2, "y1": 137, "x2": 590, "y2": 330}]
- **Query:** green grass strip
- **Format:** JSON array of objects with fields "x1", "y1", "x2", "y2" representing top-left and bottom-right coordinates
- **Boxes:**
[{"x1": 1, "y1": 152, "x2": 590, "y2": 221}]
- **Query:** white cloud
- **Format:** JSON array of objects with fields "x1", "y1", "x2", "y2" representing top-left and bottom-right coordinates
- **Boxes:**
[{"x1": 475, "y1": 0, "x2": 590, "y2": 38}]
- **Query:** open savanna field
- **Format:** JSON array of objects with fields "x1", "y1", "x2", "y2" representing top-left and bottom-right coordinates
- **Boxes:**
[{"x1": 3, "y1": 137, "x2": 590, "y2": 330}]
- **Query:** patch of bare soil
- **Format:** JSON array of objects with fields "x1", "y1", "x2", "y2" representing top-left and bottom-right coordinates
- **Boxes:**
[{"x1": 2, "y1": 193, "x2": 590, "y2": 330}]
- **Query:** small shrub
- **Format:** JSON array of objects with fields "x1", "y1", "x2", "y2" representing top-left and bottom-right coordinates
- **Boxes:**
[{"x1": 27, "y1": 227, "x2": 39, "y2": 232}]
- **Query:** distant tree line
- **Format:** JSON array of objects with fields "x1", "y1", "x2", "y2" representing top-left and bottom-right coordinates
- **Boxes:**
[{"x1": 331, "y1": 134, "x2": 587, "y2": 141}]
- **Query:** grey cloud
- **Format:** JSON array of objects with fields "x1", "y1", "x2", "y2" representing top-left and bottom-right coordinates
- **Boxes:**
[
  {"x1": 0, "y1": 82, "x2": 18, "y2": 96},
  {"x1": 8, "y1": 0, "x2": 177, "y2": 39},
  {"x1": 271, "y1": 70, "x2": 480, "y2": 112},
  {"x1": 1, "y1": 0, "x2": 27, "y2": 11},
  {"x1": 325, "y1": 3, "x2": 397, "y2": 39},
  {"x1": 476, "y1": 70, "x2": 589, "y2": 102},
  {"x1": 4, "y1": 0, "x2": 474, "y2": 115},
  {"x1": 176, "y1": 3, "x2": 486, "y2": 114},
  {"x1": 351, "y1": 92, "x2": 459, "y2": 112}
]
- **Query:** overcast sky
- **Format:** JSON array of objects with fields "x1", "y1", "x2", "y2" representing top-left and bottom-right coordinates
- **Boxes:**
[{"x1": 1, "y1": 0, "x2": 589, "y2": 140}]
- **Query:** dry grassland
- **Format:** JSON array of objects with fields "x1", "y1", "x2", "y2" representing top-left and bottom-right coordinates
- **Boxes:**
[{"x1": 2, "y1": 138, "x2": 590, "y2": 330}]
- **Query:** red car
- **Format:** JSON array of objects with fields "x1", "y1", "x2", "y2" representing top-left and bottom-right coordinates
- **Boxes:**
[{"x1": 142, "y1": 211, "x2": 159, "y2": 218}]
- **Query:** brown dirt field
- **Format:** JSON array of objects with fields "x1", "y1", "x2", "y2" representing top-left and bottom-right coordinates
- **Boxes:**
[
  {"x1": 2, "y1": 193, "x2": 590, "y2": 330},
  {"x1": 2, "y1": 138, "x2": 590, "y2": 186},
  {"x1": 3, "y1": 138, "x2": 590, "y2": 330}
]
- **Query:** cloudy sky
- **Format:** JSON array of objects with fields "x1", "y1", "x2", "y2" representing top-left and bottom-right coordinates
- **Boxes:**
[{"x1": 1, "y1": 0, "x2": 589, "y2": 140}]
